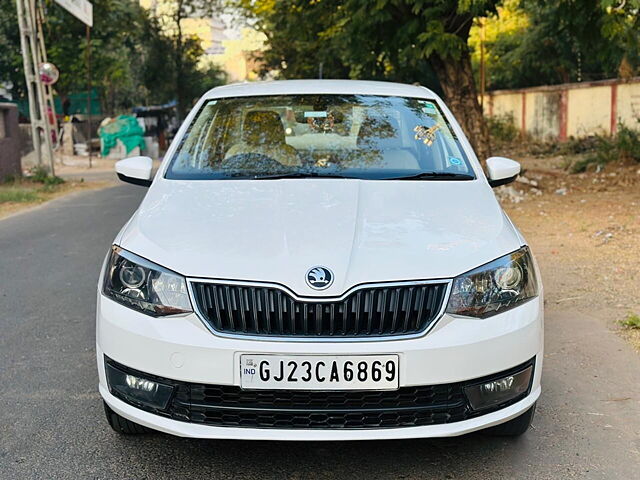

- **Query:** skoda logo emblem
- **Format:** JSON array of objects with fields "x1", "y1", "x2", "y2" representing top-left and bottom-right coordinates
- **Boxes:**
[{"x1": 306, "y1": 266, "x2": 334, "y2": 290}]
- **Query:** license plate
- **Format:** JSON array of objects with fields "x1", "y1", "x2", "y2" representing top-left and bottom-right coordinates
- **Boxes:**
[{"x1": 240, "y1": 354, "x2": 399, "y2": 390}]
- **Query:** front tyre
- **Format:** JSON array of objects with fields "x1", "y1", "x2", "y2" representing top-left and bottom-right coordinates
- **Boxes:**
[
  {"x1": 103, "y1": 401, "x2": 152, "y2": 435},
  {"x1": 483, "y1": 402, "x2": 536, "y2": 437}
]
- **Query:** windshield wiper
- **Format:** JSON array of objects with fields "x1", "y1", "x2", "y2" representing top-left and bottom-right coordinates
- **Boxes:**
[
  {"x1": 383, "y1": 172, "x2": 475, "y2": 181},
  {"x1": 249, "y1": 172, "x2": 356, "y2": 180}
]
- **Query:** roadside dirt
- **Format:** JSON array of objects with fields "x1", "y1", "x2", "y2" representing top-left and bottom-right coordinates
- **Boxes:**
[
  {"x1": 0, "y1": 155, "x2": 121, "y2": 221},
  {"x1": 0, "y1": 180, "x2": 113, "y2": 220},
  {"x1": 496, "y1": 152, "x2": 640, "y2": 350}
]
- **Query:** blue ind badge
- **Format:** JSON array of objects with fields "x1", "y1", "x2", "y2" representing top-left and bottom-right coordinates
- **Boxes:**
[{"x1": 449, "y1": 156, "x2": 463, "y2": 166}]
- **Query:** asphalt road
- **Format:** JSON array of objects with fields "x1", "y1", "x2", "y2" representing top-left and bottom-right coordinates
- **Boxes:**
[{"x1": 1, "y1": 185, "x2": 639, "y2": 479}]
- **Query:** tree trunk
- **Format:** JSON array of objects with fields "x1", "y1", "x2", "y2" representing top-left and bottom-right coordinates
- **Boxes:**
[
  {"x1": 430, "y1": 49, "x2": 492, "y2": 165},
  {"x1": 175, "y1": 0, "x2": 185, "y2": 121}
]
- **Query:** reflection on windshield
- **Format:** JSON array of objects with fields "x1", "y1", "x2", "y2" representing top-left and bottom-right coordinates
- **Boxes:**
[{"x1": 166, "y1": 94, "x2": 474, "y2": 180}]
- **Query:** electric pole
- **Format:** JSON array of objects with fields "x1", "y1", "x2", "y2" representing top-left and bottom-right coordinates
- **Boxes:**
[{"x1": 15, "y1": 0, "x2": 57, "y2": 175}]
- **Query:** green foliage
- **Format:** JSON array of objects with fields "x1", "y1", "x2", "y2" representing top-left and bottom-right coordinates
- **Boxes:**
[
  {"x1": 28, "y1": 166, "x2": 65, "y2": 185},
  {"x1": 0, "y1": 0, "x2": 22, "y2": 100},
  {"x1": 600, "y1": 0, "x2": 640, "y2": 77},
  {"x1": 1, "y1": 173, "x2": 18, "y2": 184},
  {"x1": 569, "y1": 123, "x2": 640, "y2": 173},
  {"x1": 486, "y1": 114, "x2": 519, "y2": 143},
  {"x1": 237, "y1": 0, "x2": 352, "y2": 81},
  {"x1": 174, "y1": 38, "x2": 226, "y2": 117},
  {"x1": 0, "y1": 0, "x2": 226, "y2": 114},
  {"x1": 0, "y1": 161, "x2": 77, "y2": 209},
  {"x1": 0, "y1": 168, "x2": 67, "y2": 204},
  {"x1": 236, "y1": 0, "x2": 500, "y2": 88},
  {"x1": 620, "y1": 313, "x2": 640, "y2": 330},
  {"x1": 470, "y1": 0, "x2": 639, "y2": 89},
  {"x1": 0, "y1": 188, "x2": 39, "y2": 203},
  {"x1": 615, "y1": 123, "x2": 640, "y2": 162}
]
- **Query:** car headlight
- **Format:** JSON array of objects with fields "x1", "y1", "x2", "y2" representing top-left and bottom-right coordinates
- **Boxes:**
[
  {"x1": 102, "y1": 246, "x2": 192, "y2": 316},
  {"x1": 446, "y1": 247, "x2": 539, "y2": 318}
]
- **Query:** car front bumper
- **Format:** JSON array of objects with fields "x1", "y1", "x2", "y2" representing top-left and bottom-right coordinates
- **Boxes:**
[{"x1": 97, "y1": 293, "x2": 543, "y2": 440}]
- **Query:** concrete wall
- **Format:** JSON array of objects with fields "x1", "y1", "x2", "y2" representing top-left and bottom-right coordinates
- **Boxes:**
[
  {"x1": 0, "y1": 103, "x2": 21, "y2": 180},
  {"x1": 483, "y1": 77, "x2": 640, "y2": 140}
]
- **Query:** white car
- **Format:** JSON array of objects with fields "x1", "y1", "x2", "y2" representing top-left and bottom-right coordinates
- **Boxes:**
[{"x1": 98, "y1": 80, "x2": 543, "y2": 440}]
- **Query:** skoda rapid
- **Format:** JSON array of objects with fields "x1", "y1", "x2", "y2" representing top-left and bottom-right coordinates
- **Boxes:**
[{"x1": 98, "y1": 80, "x2": 543, "y2": 440}]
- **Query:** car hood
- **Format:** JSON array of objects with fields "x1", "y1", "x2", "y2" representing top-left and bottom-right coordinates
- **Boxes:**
[{"x1": 119, "y1": 179, "x2": 523, "y2": 296}]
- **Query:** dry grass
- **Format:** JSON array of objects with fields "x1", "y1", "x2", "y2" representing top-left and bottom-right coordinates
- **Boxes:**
[{"x1": 0, "y1": 178, "x2": 110, "y2": 220}]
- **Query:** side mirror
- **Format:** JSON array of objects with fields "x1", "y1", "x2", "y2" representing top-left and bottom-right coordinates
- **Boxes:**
[
  {"x1": 115, "y1": 156, "x2": 153, "y2": 187},
  {"x1": 486, "y1": 156, "x2": 520, "y2": 188}
]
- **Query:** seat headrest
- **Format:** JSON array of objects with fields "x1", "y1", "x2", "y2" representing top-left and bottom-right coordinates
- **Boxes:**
[
  {"x1": 356, "y1": 115, "x2": 402, "y2": 149},
  {"x1": 242, "y1": 111, "x2": 286, "y2": 145}
]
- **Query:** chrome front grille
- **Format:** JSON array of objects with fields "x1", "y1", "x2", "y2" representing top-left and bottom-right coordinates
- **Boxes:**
[{"x1": 190, "y1": 281, "x2": 448, "y2": 338}]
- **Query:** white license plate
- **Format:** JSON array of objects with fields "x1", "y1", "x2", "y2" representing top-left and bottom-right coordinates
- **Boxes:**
[{"x1": 240, "y1": 354, "x2": 399, "y2": 390}]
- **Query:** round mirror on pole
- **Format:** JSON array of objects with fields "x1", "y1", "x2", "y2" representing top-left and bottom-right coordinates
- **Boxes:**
[{"x1": 39, "y1": 62, "x2": 59, "y2": 85}]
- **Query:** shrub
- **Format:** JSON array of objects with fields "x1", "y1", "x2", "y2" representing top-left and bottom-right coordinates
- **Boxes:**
[
  {"x1": 486, "y1": 114, "x2": 520, "y2": 143},
  {"x1": 1, "y1": 173, "x2": 18, "y2": 184},
  {"x1": 570, "y1": 123, "x2": 640, "y2": 173},
  {"x1": 621, "y1": 313, "x2": 640, "y2": 330},
  {"x1": 615, "y1": 124, "x2": 640, "y2": 163},
  {"x1": 28, "y1": 166, "x2": 65, "y2": 185}
]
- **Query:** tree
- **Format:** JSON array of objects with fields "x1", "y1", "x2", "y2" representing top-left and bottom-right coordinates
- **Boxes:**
[
  {"x1": 238, "y1": 0, "x2": 351, "y2": 80},
  {"x1": 468, "y1": 0, "x2": 640, "y2": 90},
  {"x1": 237, "y1": 0, "x2": 497, "y2": 161},
  {"x1": 0, "y1": 0, "x2": 225, "y2": 115},
  {"x1": 45, "y1": 0, "x2": 157, "y2": 112},
  {"x1": 1, "y1": 0, "x2": 162, "y2": 109},
  {"x1": 601, "y1": 0, "x2": 640, "y2": 78},
  {"x1": 0, "y1": 0, "x2": 25, "y2": 100},
  {"x1": 152, "y1": 0, "x2": 225, "y2": 119},
  {"x1": 239, "y1": 0, "x2": 443, "y2": 92}
]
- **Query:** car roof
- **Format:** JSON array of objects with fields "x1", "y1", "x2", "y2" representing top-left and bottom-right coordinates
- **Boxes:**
[{"x1": 204, "y1": 79, "x2": 437, "y2": 100}]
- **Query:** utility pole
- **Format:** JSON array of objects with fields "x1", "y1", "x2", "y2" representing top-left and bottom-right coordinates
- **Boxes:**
[
  {"x1": 86, "y1": 24, "x2": 92, "y2": 168},
  {"x1": 15, "y1": 0, "x2": 57, "y2": 175},
  {"x1": 479, "y1": 17, "x2": 486, "y2": 111}
]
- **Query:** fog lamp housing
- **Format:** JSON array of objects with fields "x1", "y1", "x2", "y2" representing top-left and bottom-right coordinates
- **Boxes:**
[
  {"x1": 464, "y1": 365, "x2": 533, "y2": 411},
  {"x1": 105, "y1": 361, "x2": 174, "y2": 410}
]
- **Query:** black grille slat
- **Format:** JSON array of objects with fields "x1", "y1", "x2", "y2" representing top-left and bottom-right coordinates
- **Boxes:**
[
  {"x1": 365, "y1": 290, "x2": 375, "y2": 334},
  {"x1": 303, "y1": 303, "x2": 309, "y2": 335},
  {"x1": 412, "y1": 286, "x2": 427, "y2": 333},
  {"x1": 223, "y1": 286, "x2": 235, "y2": 331},
  {"x1": 264, "y1": 289, "x2": 272, "y2": 334},
  {"x1": 238, "y1": 287, "x2": 247, "y2": 332},
  {"x1": 379, "y1": 289, "x2": 388, "y2": 334},
  {"x1": 289, "y1": 297, "x2": 296, "y2": 335},
  {"x1": 402, "y1": 288, "x2": 415, "y2": 334},
  {"x1": 342, "y1": 298, "x2": 348, "y2": 336},
  {"x1": 390, "y1": 288, "x2": 401, "y2": 333},
  {"x1": 329, "y1": 304, "x2": 336, "y2": 336},
  {"x1": 192, "y1": 282, "x2": 447, "y2": 338},
  {"x1": 315, "y1": 304, "x2": 322, "y2": 336},
  {"x1": 276, "y1": 291, "x2": 284, "y2": 334},
  {"x1": 354, "y1": 291, "x2": 362, "y2": 335},
  {"x1": 250, "y1": 288, "x2": 259, "y2": 332},
  {"x1": 211, "y1": 286, "x2": 223, "y2": 330}
]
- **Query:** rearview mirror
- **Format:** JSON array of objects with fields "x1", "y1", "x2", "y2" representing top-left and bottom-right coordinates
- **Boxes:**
[
  {"x1": 486, "y1": 157, "x2": 520, "y2": 188},
  {"x1": 115, "y1": 156, "x2": 153, "y2": 187}
]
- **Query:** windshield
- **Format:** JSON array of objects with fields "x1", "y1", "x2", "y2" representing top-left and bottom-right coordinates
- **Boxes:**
[{"x1": 166, "y1": 94, "x2": 474, "y2": 180}]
